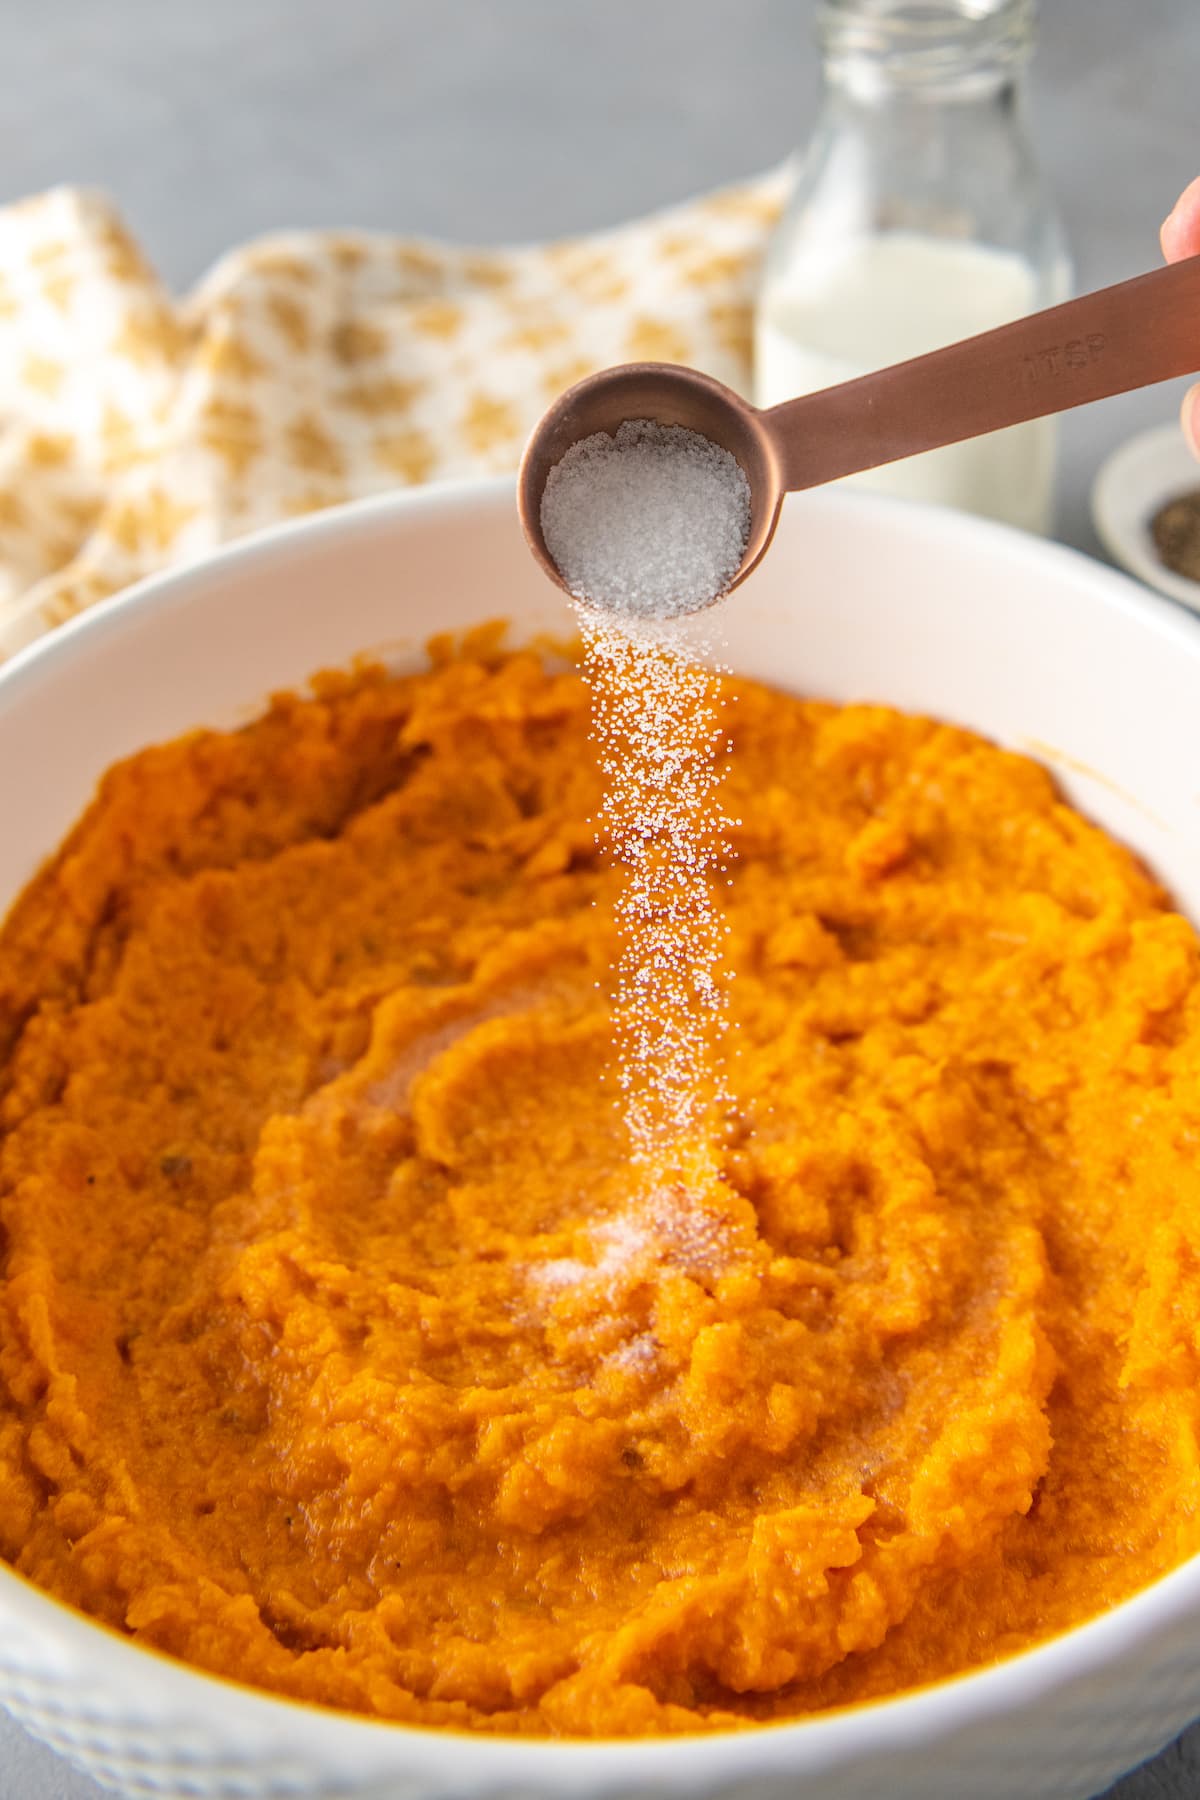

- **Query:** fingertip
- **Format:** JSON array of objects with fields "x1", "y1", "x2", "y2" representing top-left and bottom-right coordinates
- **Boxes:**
[
  {"x1": 1182, "y1": 385, "x2": 1200, "y2": 462},
  {"x1": 1162, "y1": 175, "x2": 1200, "y2": 262}
]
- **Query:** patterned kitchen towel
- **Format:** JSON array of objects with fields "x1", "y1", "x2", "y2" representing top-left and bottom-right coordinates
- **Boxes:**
[{"x1": 0, "y1": 175, "x2": 785, "y2": 656}]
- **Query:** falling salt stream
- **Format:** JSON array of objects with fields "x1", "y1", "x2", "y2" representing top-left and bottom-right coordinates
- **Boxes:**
[
  {"x1": 576, "y1": 614, "x2": 735, "y2": 1154},
  {"x1": 537, "y1": 419, "x2": 752, "y2": 1309}
]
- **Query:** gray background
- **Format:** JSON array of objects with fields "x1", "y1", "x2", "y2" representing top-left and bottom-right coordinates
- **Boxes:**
[{"x1": 0, "y1": 0, "x2": 1198, "y2": 1794}]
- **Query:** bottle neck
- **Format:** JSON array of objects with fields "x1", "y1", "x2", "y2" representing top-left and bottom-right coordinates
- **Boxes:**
[{"x1": 817, "y1": 0, "x2": 1035, "y2": 106}]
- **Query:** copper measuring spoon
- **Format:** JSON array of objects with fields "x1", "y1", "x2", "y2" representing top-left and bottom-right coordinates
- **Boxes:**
[{"x1": 518, "y1": 256, "x2": 1200, "y2": 609}]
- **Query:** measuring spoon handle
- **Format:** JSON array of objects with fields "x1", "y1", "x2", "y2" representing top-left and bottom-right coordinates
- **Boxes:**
[{"x1": 766, "y1": 255, "x2": 1200, "y2": 493}]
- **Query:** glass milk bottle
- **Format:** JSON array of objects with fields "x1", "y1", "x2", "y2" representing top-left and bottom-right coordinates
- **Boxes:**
[{"x1": 755, "y1": 0, "x2": 1070, "y2": 533}]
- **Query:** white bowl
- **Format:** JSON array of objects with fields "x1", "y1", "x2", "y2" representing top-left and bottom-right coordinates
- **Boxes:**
[
  {"x1": 3, "y1": 478, "x2": 1200, "y2": 1800},
  {"x1": 1091, "y1": 419, "x2": 1200, "y2": 611}
]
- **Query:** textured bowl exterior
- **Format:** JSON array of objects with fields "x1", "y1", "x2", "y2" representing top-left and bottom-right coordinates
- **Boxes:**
[{"x1": 3, "y1": 478, "x2": 1200, "y2": 1799}]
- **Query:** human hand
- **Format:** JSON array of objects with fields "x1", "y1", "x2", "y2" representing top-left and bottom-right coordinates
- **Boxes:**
[{"x1": 1161, "y1": 176, "x2": 1200, "y2": 458}]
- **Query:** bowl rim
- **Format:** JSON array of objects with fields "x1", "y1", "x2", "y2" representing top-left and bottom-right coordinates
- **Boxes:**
[
  {"x1": 10, "y1": 468, "x2": 1200, "y2": 709},
  {"x1": 4, "y1": 475, "x2": 1200, "y2": 1787}
]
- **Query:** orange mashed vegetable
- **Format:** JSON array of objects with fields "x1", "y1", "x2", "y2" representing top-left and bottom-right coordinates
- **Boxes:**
[{"x1": 2, "y1": 632, "x2": 1200, "y2": 1738}]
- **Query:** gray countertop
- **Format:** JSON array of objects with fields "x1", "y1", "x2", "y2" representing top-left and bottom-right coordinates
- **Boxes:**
[{"x1": 1, "y1": 1, "x2": 1199, "y2": 1794}]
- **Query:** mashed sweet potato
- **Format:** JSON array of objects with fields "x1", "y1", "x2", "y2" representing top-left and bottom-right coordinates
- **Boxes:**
[{"x1": 2, "y1": 630, "x2": 1200, "y2": 1737}]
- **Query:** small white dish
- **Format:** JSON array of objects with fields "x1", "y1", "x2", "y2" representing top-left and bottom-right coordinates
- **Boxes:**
[{"x1": 1091, "y1": 420, "x2": 1200, "y2": 611}]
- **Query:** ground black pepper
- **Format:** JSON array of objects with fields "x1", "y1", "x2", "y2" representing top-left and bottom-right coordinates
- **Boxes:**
[{"x1": 1151, "y1": 489, "x2": 1200, "y2": 583}]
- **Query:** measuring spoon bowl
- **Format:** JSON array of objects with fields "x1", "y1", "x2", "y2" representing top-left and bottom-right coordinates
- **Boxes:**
[{"x1": 517, "y1": 362, "x2": 784, "y2": 603}]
